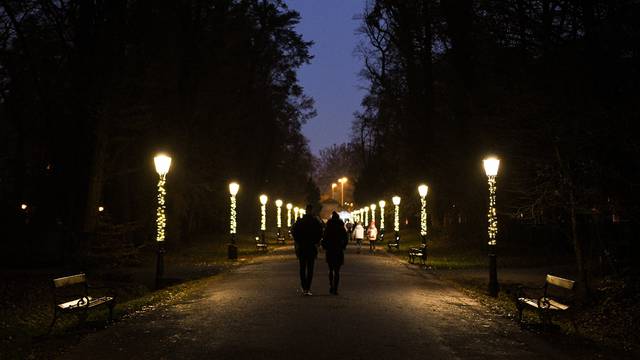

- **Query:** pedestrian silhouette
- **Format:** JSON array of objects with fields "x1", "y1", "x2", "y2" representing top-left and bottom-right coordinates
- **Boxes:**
[
  {"x1": 321, "y1": 211, "x2": 348, "y2": 295},
  {"x1": 291, "y1": 204, "x2": 323, "y2": 296}
]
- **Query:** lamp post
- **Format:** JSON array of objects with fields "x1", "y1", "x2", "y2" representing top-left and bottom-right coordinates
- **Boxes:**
[
  {"x1": 286, "y1": 203, "x2": 293, "y2": 227},
  {"x1": 154, "y1": 153, "x2": 172, "y2": 288},
  {"x1": 294, "y1": 207, "x2": 299, "y2": 221},
  {"x1": 364, "y1": 206, "x2": 369, "y2": 226},
  {"x1": 338, "y1": 177, "x2": 348, "y2": 206},
  {"x1": 418, "y1": 184, "x2": 428, "y2": 245},
  {"x1": 392, "y1": 196, "x2": 401, "y2": 244},
  {"x1": 228, "y1": 182, "x2": 240, "y2": 260},
  {"x1": 378, "y1": 200, "x2": 385, "y2": 240},
  {"x1": 484, "y1": 157, "x2": 500, "y2": 297},
  {"x1": 275, "y1": 199, "x2": 283, "y2": 241},
  {"x1": 259, "y1": 194, "x2": 268, "y2": 244},
  {"x1": 370, "y1": 203, "x2": 377, "y2": 225},
  {"x1": 331, "y1": 183, "x2": 337, "y2": 200}
]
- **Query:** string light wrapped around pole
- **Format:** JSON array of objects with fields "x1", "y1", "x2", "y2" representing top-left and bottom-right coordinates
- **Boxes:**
[
  {"x1": 418, "y1": 185, "x2": 428, "y2": 245},
  {"x1": 370, "y1": 204, "x2": 376, "y2": 226},
  {"x1": 259, "y1": 194, "x2": 268, "y2": 244},
  {"x1": 392, "y1": 196, "x2": 401, "y2": 244},
  {"x1": 228, "y1": 182, "x2": 240, "y2": 260},
  {"x1": 286, "y1": 203, "x2": 293, "y2": 228},
  {"x1": 364, "y1": 206, "x2": 369, "y2": 226},
  {"x1": 153, "y1": 153, "x2": 172, "y2": 288},
  {"x1": 484, "y1": 157, "x2": 500, "y2": 297}
]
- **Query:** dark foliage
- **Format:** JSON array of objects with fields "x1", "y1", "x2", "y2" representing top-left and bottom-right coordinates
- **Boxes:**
[{"x1": 0, "y1": 0, "x2": 316, "y2": 266}]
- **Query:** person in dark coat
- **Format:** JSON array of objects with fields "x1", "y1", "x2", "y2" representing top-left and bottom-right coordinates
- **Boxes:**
[
  {"x1": 321, "y1": 211, "x2": 348, "y2": 295},
  {"x1": 291, "y1": 204, "x2": 323, "y2": 296}
]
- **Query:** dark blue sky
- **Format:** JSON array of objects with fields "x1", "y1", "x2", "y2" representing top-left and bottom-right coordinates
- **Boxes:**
[{"x1": 285, "y1": 0, "x2": 365, "y2": 155}]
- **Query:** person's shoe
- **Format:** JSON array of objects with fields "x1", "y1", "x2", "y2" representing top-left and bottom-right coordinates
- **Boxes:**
[{"x1": 305, "y1": 290, "x2": 313, "y2": 296}]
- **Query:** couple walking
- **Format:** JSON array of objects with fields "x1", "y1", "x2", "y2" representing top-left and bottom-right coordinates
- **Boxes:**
[{"x1": 292, "y1": 205, "x2": 348, "y2": 296}]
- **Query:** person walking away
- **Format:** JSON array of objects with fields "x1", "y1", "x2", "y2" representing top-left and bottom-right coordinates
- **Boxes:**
[
  {"x1": 353, "y1": 222, "x2": 365, "y2": 254},
  {"x1": 321, "y1": 212, "x2": 348, "y2": 295},
  {"x1": 291, "y1": 204, "x2": 323, "y2": 295},
  {"x1": 345, "y1": 220, "x2": 353, "y2": 242},
  {"x1": 367, "y1": 221, "x2": 378, "y2": 253}
]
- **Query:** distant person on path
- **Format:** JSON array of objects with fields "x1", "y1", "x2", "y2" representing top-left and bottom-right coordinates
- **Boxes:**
[
  {"x1": 292, "y1": 204, "x2": 323, "y2": 296},
  {"x1": 367, "y1": 221, "x2": 378, "y2": 253},
  {"x1": 321, "y1": 212, "x2": 348, "y2": 295},
  {"x1": 353, "y1": 222, "x2": 365, "y2": 253}
]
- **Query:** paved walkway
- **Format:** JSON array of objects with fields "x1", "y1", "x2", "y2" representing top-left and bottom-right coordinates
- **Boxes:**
[{"x1": 58, "y1": 248, "x2": 614, "y2": 359}]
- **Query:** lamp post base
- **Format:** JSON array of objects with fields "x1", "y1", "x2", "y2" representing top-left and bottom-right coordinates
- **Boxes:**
[
  {"x1": 155, "y1": 245, "x2": 165, "y2": 289},
  {"x1": 488, "y1": 253, "x2": 499, "y2": 297},
  {"x1": 228, "y1": 243, "x2": 238, "y2": 260}
]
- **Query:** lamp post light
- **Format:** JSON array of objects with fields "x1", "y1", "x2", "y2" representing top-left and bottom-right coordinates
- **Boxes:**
[
  {"x1": 338, "y1": 177, "x2": 348, "y2": 206},
  {"x1": 392, "y1": 196, "x2": 401, "y2": 244},
  {"x1": 378, "y1": 200, "x2": 386, "y2": 240},
  {"x1": 483, "y1": 157, "x2": 500, "y2": 297},
  {"x1": 370, "y1": 203, "x2": 377, "y2": 225},
  {"x1": 154, "y1": 153, "x2": 172, "y2": 288},
  {"x1": 228, "y1": 182, "x2": 240, "y2": 260},
  {"x1": 259, "y1": 194, "x2": 268, "y2": 244},
  {"x1": 275, "y1": 199, "x2": 283, "y2": 241},
  {"x1": 286, "y1": 203, "x2": 293, "y2": 227},
  {"x1": 331, "y1": 183, "x2": 337, "y2": 200},
  {"x1": 364, "y1": 206, "x2": 369, "y2": 226},
  {"x1": 294, "y1": 206, "x2": 299, "y2": 221},
  {"x1": 418, "y1": 184, "x2": 429, "y2": 245}
]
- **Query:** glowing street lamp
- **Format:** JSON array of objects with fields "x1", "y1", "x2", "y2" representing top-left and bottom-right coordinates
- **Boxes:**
[
  {"x1": 483, "y1": 157, "x2": 500, "y2": 297},
  {"x1": 228, "y1": 182, "x2": 240, "y2": 260},
  {"x1": 338, "y1": 177, "x2": 348, "y2": 206},
  {"x1": 370, "y1": 203, "x2": 377, "y2": 225},
  {"x1": 286, "y1": 203, "x2": 293, "y2": 228},
  {"x1": 392, "y1": 196, "x2": 401, "y2": 244},
  {"x1": 378, "y1": 200, "x2": 386, "y2": 239},
  {"x1": 364, "y1": 206, "x2": 369, "y2": 226},
  {"x1": 418, "y1": 184, "x2": 429, "y2": 245},
  {"x1": 154, "y1": 153, "x2": 171, "y2": 288},
  {"x1": 294, "y1": 207, "x2": 299, "y2": 221},
  {"x1": 275, "y1": 199, "x2": 284, "y2": 242},
  {"x1": 259, "y1": 194, "x2": 268, "y2": 244},
  {"x1": 331, "y1": 183, "x2": 337, "y2": 200}
]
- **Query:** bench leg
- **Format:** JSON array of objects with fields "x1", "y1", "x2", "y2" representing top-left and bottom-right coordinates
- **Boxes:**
[{"x1": 47, "y1": 311, "x2": 58, "y2": 335}]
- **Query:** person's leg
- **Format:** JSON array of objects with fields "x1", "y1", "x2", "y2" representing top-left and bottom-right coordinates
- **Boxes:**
[
  {"x1": 333, "y1": 264, "x2": 341, "y2": 294},
  {"x1": 328, "y1": 264, "x2": 335, "y2": 292},
  {"x1": 299, "y1": 257, "x2": 308, "y2": 291},
  {"x1": 306, "y1": 257, "x2": 315, "y2": 292}
]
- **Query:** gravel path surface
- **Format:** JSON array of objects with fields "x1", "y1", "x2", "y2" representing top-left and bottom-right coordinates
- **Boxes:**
[{"x1": 58, "y1": 248, "x2": 616, "y2": 359}]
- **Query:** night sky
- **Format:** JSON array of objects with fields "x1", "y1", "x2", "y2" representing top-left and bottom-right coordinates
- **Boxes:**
[{"x1": 285, "y1": 0, "x2": 365, "y2": 155}]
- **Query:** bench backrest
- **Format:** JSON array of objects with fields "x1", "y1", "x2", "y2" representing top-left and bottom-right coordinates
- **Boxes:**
[
  {"x1": 545, "y1": 274, "x2": 575, "y2": 290},
  {"x1": 53, "y1": 273, "x2": 87, "y2": 288}
]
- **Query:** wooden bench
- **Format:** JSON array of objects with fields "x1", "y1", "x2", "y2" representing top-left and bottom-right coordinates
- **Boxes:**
[
  {"x1": 387, "y1": 234, "x2": 400, "y2": 250},
  {"x1": 408, "y1": 244, "x2": 427, "y2": 265},
  {"x1": 255, "y1": 236, "x2": 269, "y2": 252},
  {"x1": 515, "y1": 274, "x2": 576, "y2": 329},
  {"x1": 49, "y1": 273, "x2": 115, "y2": 333}
]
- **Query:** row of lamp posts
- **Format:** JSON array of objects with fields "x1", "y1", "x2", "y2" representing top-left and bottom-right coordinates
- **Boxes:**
[
  {"x1": 349, "y1": 157, "x2": 501, "y2": 296},
  {"x1": 153, "y1": 153, "x2": 500, "y2": 296}
]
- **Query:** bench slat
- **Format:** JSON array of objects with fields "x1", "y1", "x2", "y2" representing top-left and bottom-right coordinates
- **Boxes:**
[
  {"x1": 546, "y1": 275, "x2": 575, "y2": 290},
  {"x1": 53, "y1": 274, "x2": 87, "y2": 288},
  {"x1": 58, "y1": 296, "x2": 114, "y2": 310},
  {"x1": 518, "y1": 297, "x2": 570, "y2": 311}
]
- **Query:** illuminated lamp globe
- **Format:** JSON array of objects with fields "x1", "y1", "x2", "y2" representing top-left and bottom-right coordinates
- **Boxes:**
[
  {"x1": 483, "y1": 157, "x2": 500, "y2": 177},
  {"x1": 418, "y1": 184, "x2": 429, "y2": 198},
  {"x1": 154, "y1": 154, "x2": 172, "y2": 176},
  {"x1": 229, "y1": 182, "x2": 240, "y2": 196},
  {"x1": 275, "y1": 199, "x2": 283, "y2": 207},
  {"x1": 259, "y1": 194, "x2": 268, "y2": 205},
  {"x1": 370, "y1": 204, "x2": 376, "y2": 211},
  {"x1": 286, "y1": 203, "x2": 293, "y2": 210}
]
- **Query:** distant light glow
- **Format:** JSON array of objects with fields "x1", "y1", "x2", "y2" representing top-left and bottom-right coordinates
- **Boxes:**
[
  {"x1": 229, "y1": 182, "x2": 240, "y2": 196},
  {"x1": 483, "y1": 157, "x2": 500, "y2": 177},
  {"x1": 286, "y1": 203, "x2": 293, "y2": 227},
  {"x1": 378, "y1": 201, "x2": 385, "y2": 230},
  {"x1": 98, "y1": 206, "x2": 105, "y2": 213},
  {"x1": 294, "y1": 207, "x2": 299, "y2": 220},
  {"x1": 229, "y1": 182, "x2": 239, "y2": 235},
  {"x1": 419, "y1": 185, "x2": 428, "y2": 237},
  {"x1": 154, "y1": 154, "x2": 172, "y2": 176},
  {"x1": 259, "y1": 195, "x2": 268, "y2": 231},
  {"x1": 20, "y1": 203, "x2": 28, "y2": 210}
]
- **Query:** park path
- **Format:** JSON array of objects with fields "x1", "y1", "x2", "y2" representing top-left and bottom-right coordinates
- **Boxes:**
[{"x1": 58, "y1": 248, "x2": 610, "y2": 360}]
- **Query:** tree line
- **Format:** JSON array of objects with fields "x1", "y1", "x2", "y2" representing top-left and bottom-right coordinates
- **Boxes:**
[
  {"x1": 0, "y1": 0, "x2": 317, "y2": 265},
  {"x1": 348, "y1": 0, "x2": 640, "y2": 291}
]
